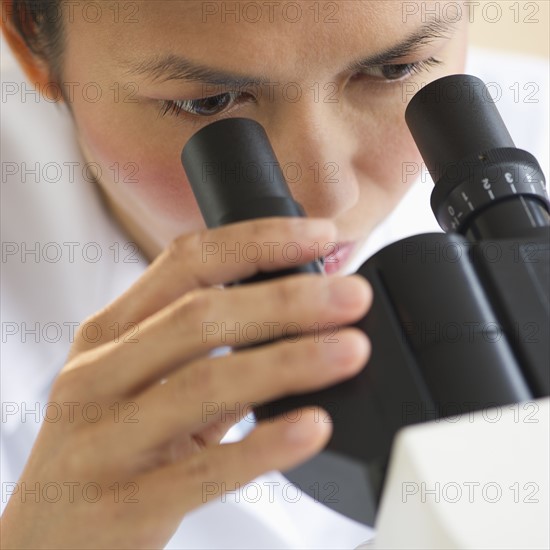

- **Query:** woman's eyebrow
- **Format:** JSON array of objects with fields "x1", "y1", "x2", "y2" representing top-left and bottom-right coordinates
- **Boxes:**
[
  {"x1": 347, "y1": 17, "x2": 455, "y2": 70},
  {"x1": 119, "y1": 18, "x2": 456, "y2": 87}
]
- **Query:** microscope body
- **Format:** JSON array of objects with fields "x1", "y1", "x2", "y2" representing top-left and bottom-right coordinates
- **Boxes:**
[
  {"x1": 368, "y1": 394, "x2": 549, "y2": 549},
  {"x1": 256, "y1": 224, "x2": 549, "y2": 506}
]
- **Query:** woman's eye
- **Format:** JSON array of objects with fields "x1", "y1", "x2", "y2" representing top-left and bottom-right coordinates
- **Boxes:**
[
  {"x1": 157, "y1": 57, "x2": 442, "y2": 119},
  {"x1": 158, "y1": 91, "x2": 249, "y2": 119},
  {"x1": 358, "y1": 57, "x2": 442, "y2": 82}
]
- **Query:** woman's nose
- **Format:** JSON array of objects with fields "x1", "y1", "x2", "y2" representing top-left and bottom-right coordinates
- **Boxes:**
[{"x1": 265, "y1": 106, "x2": 360, "y2": 219}]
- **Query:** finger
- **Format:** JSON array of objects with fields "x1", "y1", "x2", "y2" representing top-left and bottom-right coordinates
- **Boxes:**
[
  {"x1": 108, "y1": 329, "x2": 370, "y2": 455},
  {"x1": 69, "y1": 217, "x2": 336, "y2": 357},
  {"x1": 138, "y1": 408, "x2": 332, "y2": 522},
  {"x1": 78, "y1": 274, "x2": 372, "y2": 396}
]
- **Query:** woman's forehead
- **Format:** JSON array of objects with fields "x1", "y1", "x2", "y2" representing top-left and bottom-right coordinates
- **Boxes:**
[{"x1": 62, "y1": 1, "x2": 458, "y2": 81}]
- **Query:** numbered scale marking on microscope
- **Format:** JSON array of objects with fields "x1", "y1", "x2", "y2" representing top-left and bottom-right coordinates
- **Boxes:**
[
  {"x1": 439, "y1": 160, "x2": 549, "y2": 233},
  {"x1": 482, "y1": 178, "x2": 496, "y2": 200}
]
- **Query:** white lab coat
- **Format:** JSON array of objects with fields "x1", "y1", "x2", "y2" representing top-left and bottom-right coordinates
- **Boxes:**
[{"x1": 1, "y1": 36, "x2": 548, "y2": 549}]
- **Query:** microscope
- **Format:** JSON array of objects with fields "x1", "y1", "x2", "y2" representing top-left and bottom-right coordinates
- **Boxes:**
[{"x1": 181, "y1": 75, "x2": 550, "y2": 549}]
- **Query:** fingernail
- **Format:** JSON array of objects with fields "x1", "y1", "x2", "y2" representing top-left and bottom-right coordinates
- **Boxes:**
[
  {"x1": 284, "y1": 412, "x2": 326, "y2": 442},
  {"x1": 328, "y1": 277, "x2": 361, "y2": 309},
  {"x1": 325, "y1": 337, "x2": 354, "y2": 362},
  {"x1": 326, "y1": 331, "x2": 369, "y2": 368}
]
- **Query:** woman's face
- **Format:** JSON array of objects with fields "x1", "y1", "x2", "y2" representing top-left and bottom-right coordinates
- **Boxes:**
[{"x1": 61, "y1": 0, "x2": 468, "y2": 267}]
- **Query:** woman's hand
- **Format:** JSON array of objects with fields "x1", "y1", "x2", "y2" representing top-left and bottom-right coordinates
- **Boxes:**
[{"x1": 0, "y1": 217, "x2": 372, "y2": 549}]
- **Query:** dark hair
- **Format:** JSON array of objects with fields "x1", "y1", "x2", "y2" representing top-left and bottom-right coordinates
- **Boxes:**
[{"x1": 9, "y1": 0, "x2": 64, "y2": 82}]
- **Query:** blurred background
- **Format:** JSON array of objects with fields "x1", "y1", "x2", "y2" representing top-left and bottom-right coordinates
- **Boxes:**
[{"x1": 469, "y1": 0, "x2": 549, "y2": 58}]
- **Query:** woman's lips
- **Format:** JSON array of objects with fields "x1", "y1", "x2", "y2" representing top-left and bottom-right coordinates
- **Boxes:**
[{"x1": 323, "y1": 242, "x2": 357, "y2": 275}]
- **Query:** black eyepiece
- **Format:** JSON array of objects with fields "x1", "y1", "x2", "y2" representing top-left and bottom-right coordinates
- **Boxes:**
[{"x1": 406, "y1": 74, "x2": 549, "y2": 238}]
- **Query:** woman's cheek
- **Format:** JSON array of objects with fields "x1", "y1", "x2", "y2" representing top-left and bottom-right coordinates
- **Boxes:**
[
  {"x1": 358, "y1": 108, "x2": 423, "y2": 198},
  {"x1": 119, "y1": 158, "x2": 204, "y2": 227},
  {"x1": 75, "y1": 110, "x2": 205, "y2": 231},
  {"x1": 380, "y1": 131, "x2": 423, "y2": 196}
]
